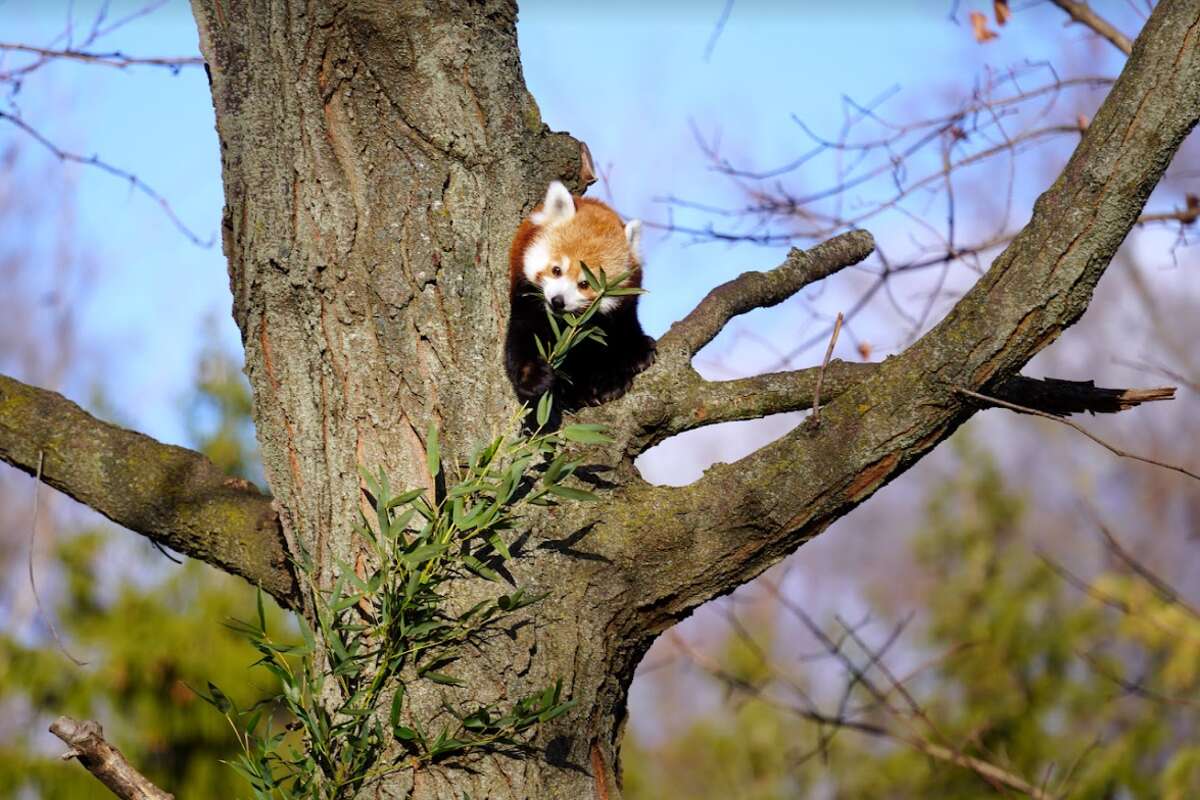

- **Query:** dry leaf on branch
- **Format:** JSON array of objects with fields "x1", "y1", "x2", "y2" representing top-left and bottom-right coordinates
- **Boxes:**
[
  {"x1": 970, "y1": 10, "x2": 999, "y2": 42},
  {"x1": 994, "y1": 0, "x2": 1012, "y2": 26}
]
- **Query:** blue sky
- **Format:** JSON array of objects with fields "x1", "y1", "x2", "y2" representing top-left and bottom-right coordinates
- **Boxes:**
[
  {"x1": 0, "y1": 0, "x2": 1140, "y2": 454},
  {"x1": 7, "y1": 0, "x2": 1198, "y2": 748}
]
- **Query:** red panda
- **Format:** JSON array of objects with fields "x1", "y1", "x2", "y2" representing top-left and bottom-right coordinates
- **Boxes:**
[{"x1": 505, "y1": 181, "x2": 655, "y2": 414}]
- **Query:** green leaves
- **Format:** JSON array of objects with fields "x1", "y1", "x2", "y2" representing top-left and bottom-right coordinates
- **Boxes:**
[
  {"x1": 425, "y1": 423, "x2": 441, "y2": 479},
  {"x1": 539, "y1": 263, "x2": 644, "y2": 377},
  {"x1": 214, "y1": 268, "x2": 622, "y2": 795},
  {"x1": 546, "y1": 484, "x2": 599, "y2": 502},
  {"x1": 215, "y1": 411, "x2": 602, "y2": 798},
  {"x1": 562, "y1": 423, "x2": 612, "y2": 444}
]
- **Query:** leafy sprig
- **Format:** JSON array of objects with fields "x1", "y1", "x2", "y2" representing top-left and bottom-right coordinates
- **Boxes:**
[
  {"x1": 203, "y1": 273, "x2": 631, "y2": 798},
  {"x1": 535, "y1": 263, "x2": 645, "y2": 376}
]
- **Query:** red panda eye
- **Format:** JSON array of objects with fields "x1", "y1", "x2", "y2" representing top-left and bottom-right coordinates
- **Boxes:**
[
  {"x1": 578, "y1": 280, "x2": 589, "y2": 290},
  {"x1": 551, "y1": 266, "x2": 561, "y2": 277}
]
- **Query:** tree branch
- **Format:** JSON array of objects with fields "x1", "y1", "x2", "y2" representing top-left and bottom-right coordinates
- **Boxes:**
[
  {"x1": 656, "y1": 229, "x2": 875, "y2": 359},
  {"x1": 50, "y1": 716, "x2": 174, "y2": 800},
  {"x1": 0, "y1": 374, "x2": 299, "y2": 609},
  {"x1": 627, "y1": 362, "x2": 1172, "y2": 451},
  {"x1": 0, "y1": 42, "x2": 203, "y2": 70},
  {"x1": 1050, "y1": 0, "x2": 1134, "y2": 56},
  {"x1": 604, "y1": 0, "x2": 1200, "y2": 631},
  {"x1": 632, "y1": 361, "x2": 870, "y2": 450}
]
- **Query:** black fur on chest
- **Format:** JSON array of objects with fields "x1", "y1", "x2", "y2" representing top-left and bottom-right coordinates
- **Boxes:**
[{"x1": 504, "y1": 280, "x2": 655, "y2": 420}]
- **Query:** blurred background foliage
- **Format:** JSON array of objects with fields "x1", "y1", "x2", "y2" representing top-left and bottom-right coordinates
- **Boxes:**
[
  {"x1": 1, "y1": 2, "x2": 1198, "y2": 798},
  {"x1": 0, "y1": 343, "x2": 293, "y2": 799},
  {"x1": 623, "y1": 442, "x2": 1200, "y2": 799}
]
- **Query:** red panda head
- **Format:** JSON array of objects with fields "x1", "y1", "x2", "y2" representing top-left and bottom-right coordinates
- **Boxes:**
[{"x1": 509, "y1": 181, "x2": 642, "y2": 314}]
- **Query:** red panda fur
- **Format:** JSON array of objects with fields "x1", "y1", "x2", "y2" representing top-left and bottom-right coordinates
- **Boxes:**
[
  {"x1": 508, "y1": 196, "x2": 643, "y2": 299},
  {"x1": 504, "y1": 185, "x2": 654, "y2": 418}
]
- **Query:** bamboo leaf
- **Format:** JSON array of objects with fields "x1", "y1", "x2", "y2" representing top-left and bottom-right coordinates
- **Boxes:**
[
  {"x1": 580, "y1": 260, "x2": 600, "y2": 290},
  {"x1": 461, "y1": 554, "x2": 500, "y2": 582},
  {"x1": 426, "y1": 423, "x2": 441, "y2": 478},
  {"x1": 389, "y1": 687, "x2": 405, "y2": 729},
  {"x1": 422, "y1": 671, "x2": 465, "y2": 687},
  {"x1": 546, "y1": 484, "x2": 599, "y2": 502},
  {"x1": 562, "y1": 424, "x2": 612, "y2": 444},
  {"x1": 487, "y1": 533, "x2": 512, "y2": 561}
]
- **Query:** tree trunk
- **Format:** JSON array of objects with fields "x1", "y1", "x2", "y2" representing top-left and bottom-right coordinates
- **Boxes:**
[
  {"x1": 191, "y1": 1, "x2": 627, "y2": 796},
  {"x1": 1, "y1": 1, "x2": 1193, "y2": 798},
  {"x1": 186, "y1": 1, "x2": 1200, "y2": 797}
]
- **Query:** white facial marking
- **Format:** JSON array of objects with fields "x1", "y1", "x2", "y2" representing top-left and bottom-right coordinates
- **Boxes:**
[
  {"x1": 542, "y1": 276, "x2": 590, "y2": 312},
  {"x1": 522, "y1": 236, "x2": 550, "y2": 284},
  {"x1": 599, "y1": 296, "x2": 621, "y2": 314},
  {"x1": 529, "y1": 181, "x2": 575, "y2": 227}
]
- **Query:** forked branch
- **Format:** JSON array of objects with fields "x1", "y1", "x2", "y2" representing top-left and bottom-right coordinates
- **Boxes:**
[
  {"x1": 1050, "y1": 0, "x2": 1135, "y2": 56},
  {"x1": 622, "y1": 360, "x2": 1174, "y2": 451},
  {"x1": 603, "y1": 0, "x2": 1200, "y2": 631},
  {"x1": 50, "y1": 716, "x2": 174, "y2": 800}
]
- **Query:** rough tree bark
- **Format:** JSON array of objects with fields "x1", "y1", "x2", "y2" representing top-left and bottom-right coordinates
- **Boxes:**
[{"x1": 0, "y1": 1, "x2": 1196, "y2": 798}]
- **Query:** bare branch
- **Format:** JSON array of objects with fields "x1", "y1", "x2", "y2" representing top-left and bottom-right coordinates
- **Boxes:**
[
  {"x1": 628, "y1": 360, "x2": 867, "y2": 449},
  {"x1": 702, "y1": 0, "x2": 734, "y2": 62},
  {"x1": 50, "y1": 716, "x2": 174, "y2": 800},
  {"x1": 1050, "y1": 0, "x2": 1135, "y2": 56},
  {"x1": 671, "y1": 595, "x2": 1057, "y2": 799},
  {"x1": 601, "y1": 0, "x2": 1200, "y2": 630},
  {"x1": 28, "y1": 450, "x2": 89, "y2": 666},
  {"x1": 990, "y1": 376, "x2": 1174, "y2": 416},
  {"x1": 0, "y1": 112, "x2": 214, "y2": 248},
  {"x1": 1135, "y1": 196, "x2": 1200, "y2": 227},
  {"x1": 624, "y1": 360, "x2": 1172, "y2": 452},
  {"x1": 0, "y1": 42, "x2": 203, "y2": 71},
  {"x1": 1085, "y1": 512, "x2": 1200, "y2": 620},
  {"x1": 957, "y1": 387, "x2": 1199, "y2": 482},
  {"x1": 0, "y1": 374, "x2": 299, "y2": 608},
  {"x1": 811, "y1": 312, "x2": 844, "y2": 425},
  {"x1": 656, "y1": 230, "x2": 874, "y2": 359}
]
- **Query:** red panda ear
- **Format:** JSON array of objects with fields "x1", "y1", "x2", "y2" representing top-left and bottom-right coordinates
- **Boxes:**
[
  {"x1": 530, "y1": 181, "x2": 575, "y2": 227},
  {"x1": 625, "y1": 219, "x2": 642, "y2": 258}
]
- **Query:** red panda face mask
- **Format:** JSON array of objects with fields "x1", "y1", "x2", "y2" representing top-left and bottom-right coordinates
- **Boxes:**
[{"x1": 520, "y1": 181, "x2": 642, "y2": 315}]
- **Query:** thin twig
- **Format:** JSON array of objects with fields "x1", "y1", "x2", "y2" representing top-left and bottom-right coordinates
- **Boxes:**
[
  {"x1": 1078, "y1": 649, "x2": 1199, "y2": 708},
  {"x1": 759, "y1": 578, "x2": 1029, "y2": 797},
  {"x1": 956, "y1": 387, "x2": 1200, "y2": 482},
  {"x1": 1083, "y1": 509, "x2": 1200, "y2": 620},
  {"x1": 1037, "y1": 548, "x2": 1200, "y2": 642},
  {"x1": 0, "y1": 111, "x2": 214, "y2": 248},
  {"x1": 702, "y1": 0, "x2": 734, "y2": 62},
  {"x1": 811, "y1": 311, "x2": 844, "y2": 424},
  {"x1": 50, "y1": 716, "x2": 174, "y2": 800},
  {"x1": 677, "y1": 590, "x2": 1058, "y2": 799},
  {"x1": 28, "y1": 450, "x2": 88, "y2": 666},
  {"x1": 0, "y1": 42, "x2": 202, "y2": 71},
  {"x1": 1049, "y1": 0, "x2": 1134, "y2": 56}
]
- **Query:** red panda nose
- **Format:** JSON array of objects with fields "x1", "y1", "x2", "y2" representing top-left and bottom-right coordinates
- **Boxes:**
[{"x1": 550, "y1": 296, "x2": 565, "y2": 313}]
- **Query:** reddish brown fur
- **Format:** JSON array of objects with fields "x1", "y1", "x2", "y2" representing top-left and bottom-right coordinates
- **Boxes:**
[
  {"x1": 508, "y1": 196, "x2": 642, "y2": 300},
  {"x1": 505, "y1": 189, "x2": 655, "y2": 416}
]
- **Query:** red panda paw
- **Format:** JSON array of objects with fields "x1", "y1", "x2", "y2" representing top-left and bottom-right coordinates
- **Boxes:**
[
  {"x1": 634, "y1": 336, "x2": 657, "y2": 372},
  {"x1": 589, "y1": 378, "x2": 635, "y2": 406},
  {"x1": 515, "y1": 360, "x2": 555, "y2": 402}
]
